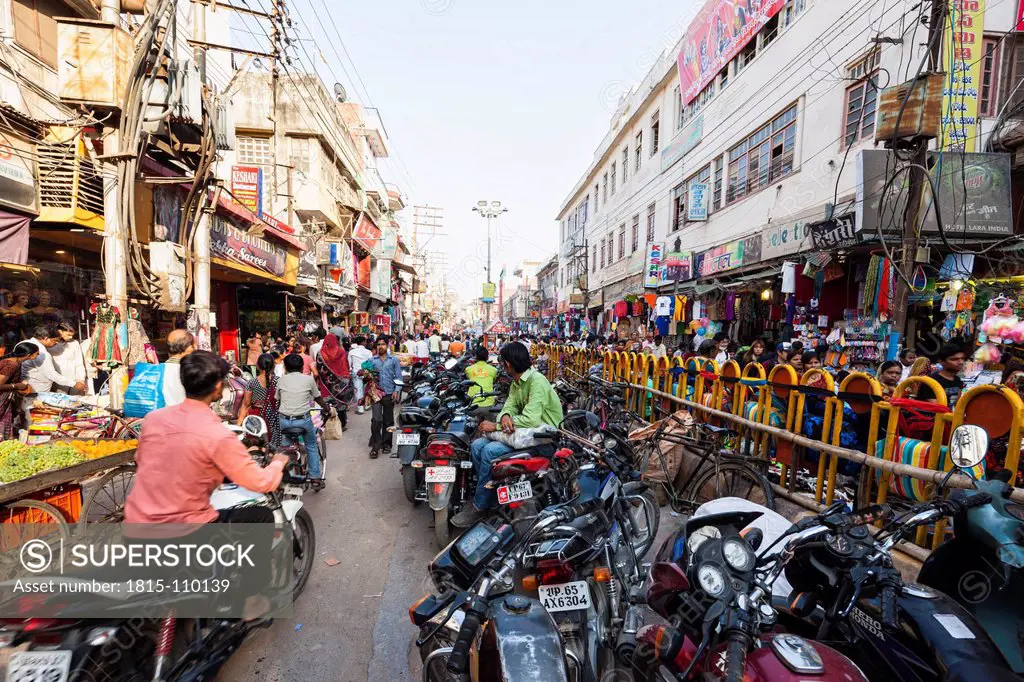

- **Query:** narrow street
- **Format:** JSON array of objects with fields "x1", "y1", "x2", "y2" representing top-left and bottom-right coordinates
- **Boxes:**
[{"x1": 219, "y1": 411, "x2": 431, "y2": 681}]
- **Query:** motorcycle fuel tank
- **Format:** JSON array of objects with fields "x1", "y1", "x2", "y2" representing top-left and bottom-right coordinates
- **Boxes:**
[{"x1": 478, "y1": 595, "x2": 569, "y2": 682}]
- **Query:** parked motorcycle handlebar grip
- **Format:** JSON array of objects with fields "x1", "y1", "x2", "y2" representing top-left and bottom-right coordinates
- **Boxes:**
[
  {"x1": 724, "y1": 633, "x2": 749, "y2": 682},
  {"x1": 446, "y1": 609, "x2": 483, "y2": 674},
  {"x1": 557, "y1": 497, "x2": 604, "y2": 521},
  {"x1": 958, "y1": 492, "x2": 993, "y2": 510},
  {"x1": 880, "y1": 584, "x2": 899, "y2": 630}
]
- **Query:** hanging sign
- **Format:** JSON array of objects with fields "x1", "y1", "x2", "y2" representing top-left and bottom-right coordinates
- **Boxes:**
[
  {"x1": 352, "y1": 212, "x2": 381, "y2": 252},
  {"x1": 696, "y1": 240, "x2": 743, "y2": 277},
  {"x1": 687, "y1": 183, "x2": 709, "y2": 221},
  {"x1": 808, "y1": 213, "x2": 859, "y2": 250},
  {"x1": 481, "y1": 282, "x2": 496, "y2": 303},
  {"x1": 662, "y1": 249, "x2": 693, "y2": 283},
  {"x1": 941, "y1": 0, "x2": 986, "y2": 151},
  {"x1": 643, "y1": 242, "x2": 664, "y2": 288},
  {"x1": 211, "y1": 216, "x2": 287, "y2": 278},
  {"x1": 230, "y1": 165, "x2": 262, "y2": 215}
]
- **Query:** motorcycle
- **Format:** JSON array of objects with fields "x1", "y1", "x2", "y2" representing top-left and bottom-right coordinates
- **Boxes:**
[
  {"x1": 412, "y1": 500, "x2": 610, "y2": 681},
  {"x1": 637, "y1": 503, "x2": 870, "y2": 682},
  {"x1": 0, "y1": 415, "x2": 315, "y2": 681},
  {"x1": 916, "y1": 423, "x2": 1024, "y2": 674}
]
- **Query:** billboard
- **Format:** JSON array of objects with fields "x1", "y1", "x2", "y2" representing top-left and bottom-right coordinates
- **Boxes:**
[
  {"x1": 677, "y1": 0, "x2": 786, "y2": 106},
  {"x1": 0, "y1": 131, "x2": 37, "y2": 214},
  {"x1": 857, "y1": 150, "x2": 1014, "y2": 237},
  {"x1": 643, "y1": 242, "x2": 665, "y2": 288},
  {"x1": 230, "y1": 165, "x2": 262, "y2": 215},
  {"x1": 941, "y1": 0, "x2": 985, "y2": 151}
]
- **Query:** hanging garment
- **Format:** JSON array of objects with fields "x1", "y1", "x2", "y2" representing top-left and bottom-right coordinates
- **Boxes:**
[
  {"x1": 632, "y1": 301, "x2": 644, "y2": 316},
  {"x1": 614, "y1": 301, "x2": 629, "y2": 318},
  {"x1": 89, "y1": 303, "x2": 124, "y2": 366},
  {"x1": 674, "y1": 296, "x2": 687, "y2": 321},
  {"x1": 123, "y1": 308, "x2": 151, "y2": 368},
  {"x1": 725, "y1": 293, "x2": 736, "y2": 321},
  {"x1": 656, "y1": 317, "x2": 670, "y2": 336},
  {"x1": 644, "y1": 294, "x2": 657, "y2": 309},
  {"x1": 655, "y1": 296, "x2": 672, "y2": 317},
  {"x1": 781, "y1": 262, "x2": 797, "y2": 294}
]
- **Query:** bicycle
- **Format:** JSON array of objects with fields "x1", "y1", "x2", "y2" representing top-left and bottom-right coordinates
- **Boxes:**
[{"x1": 630, "y1": 411, "x2": 775, "y2": 514}]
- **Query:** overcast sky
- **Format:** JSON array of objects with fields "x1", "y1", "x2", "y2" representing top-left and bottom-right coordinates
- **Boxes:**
[{"x1": 236, "y1": 0, "x2": 698, "y2": 297}]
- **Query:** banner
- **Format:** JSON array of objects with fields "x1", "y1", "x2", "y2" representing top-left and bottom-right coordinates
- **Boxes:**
[
  {"x1": 355, "y1": 254, "x2": 372, "y2": 289},
  {"x1": 481, "y1": 282, "x2": 496, "y2": 303},
  {"x1": 857, "y1": 150, "x2": 1013, "y2": 237},
  {"x1": 662, "y1": 249, "x2": 693, "y2": 283},
  {"x1": 695, "y1": 240, "x2": 742, "y2": 277},
  {"x1": 211, "y1": 216, "x2": 286, "y2": 278},
  {"x1": 1017, "y1": 0, "x2": 1024, "y2": 30},
  {"x1": 230, "y1": 165, "x2": 262, "y2": 215},
  {"x1": 941, "y1": 0, "x2": 986, "y2": 151},
  {"x1": 687, "y1": 183, "x2": 710, "y2": 221},
  {"x1": 643, "y1": 242, "x2": 664, "y2": 288},
  {"x1": 677, "y1": 0, "x2": 786, "y2": 106},
  {"x1": 808, "y1": 213, "x2": 858, "y2": 250}
]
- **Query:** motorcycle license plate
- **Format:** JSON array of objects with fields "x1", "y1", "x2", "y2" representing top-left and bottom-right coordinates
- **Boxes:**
[
  {"x1": 425, "y1": 466, "x2": 457, "y2": 483},
  {"x1": 395, "y1": 433, "x2": 420, "y2": 446},
  {"x1": 497, "y1": 481, "x2": 533, "y2": 505},
  {"x1": 6, "y1": 650, "x2": 72, "y2": 682},
  {"x1": 538, "y1": 581, "x2": 591, "y2": 613}
]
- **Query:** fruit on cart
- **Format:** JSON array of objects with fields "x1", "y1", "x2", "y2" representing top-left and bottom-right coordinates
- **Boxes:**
[
  {"x1": 0, "y1": 442, "x2": 86, "y2": 483},
  {"x1": 0, "y1": 440, "x2": 28, "y2": 466},
  {"x1": 69, "y1": 439, "x2": 138, "y2": 460}
]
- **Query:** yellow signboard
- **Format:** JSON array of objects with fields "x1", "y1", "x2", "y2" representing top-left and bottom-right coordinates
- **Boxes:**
[
  {"x1": 481, "y1": 282, "x2": 496, "y2": 303},
  {"x1": 941, "y1": 0, "x2": 985, "y2": 151}
]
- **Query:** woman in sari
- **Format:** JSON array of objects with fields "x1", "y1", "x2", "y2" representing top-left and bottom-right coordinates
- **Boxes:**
[
  {"x1": 316, "y1": 334, "x2": 351, "y2": 431},
  {"x1": 0, "y1": 340, "x2": 36, "y2": 440}
]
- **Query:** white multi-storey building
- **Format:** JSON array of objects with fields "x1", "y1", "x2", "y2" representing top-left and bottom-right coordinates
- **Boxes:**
[{"x1": 557, "y1": 0, "x2": 1024, "y2": 334}]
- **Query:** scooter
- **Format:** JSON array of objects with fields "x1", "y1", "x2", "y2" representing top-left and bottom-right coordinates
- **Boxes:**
[{"x1": 917, "y1": 423, "x2": 1024, "y2": 673}]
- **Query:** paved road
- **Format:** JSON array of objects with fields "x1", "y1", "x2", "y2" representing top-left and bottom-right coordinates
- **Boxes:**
[{"x1": 218, "y1": 410, "x2": 431, "y2": 682}]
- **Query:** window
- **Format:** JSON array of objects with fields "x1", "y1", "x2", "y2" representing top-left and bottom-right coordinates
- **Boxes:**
[
  {"x1": 581, "y1": 196, "x2": 589, "y2": 229},
  {"x1": 622, "y1": 146, "x2": 629, "y2": 183},
  {"x1": 12, "y1": 0, "x2": 61, "y2": 68},
  {"x1": 635, "y1": 131, "x2": 643, "y2": 172},
  {"x1": 631, "y1": 217, "x2": 639, "y2": 253},
  {"x1": 650, "y1": 111, "x2": 661, "y2": 156},
  {"x1": 980, "y1": 37, "x2": 1001, "y2": 117},
  {"x1": 646, "y1": 203, "x2": 656, "y2": 242},
  {"x1": 600, "y1": 238, "x2": 606, "y2": 268},
  {"x1": 594, "y1": 184, "x2": 600, "y2": 212},
  {"x1": 602, "y1": 173, "x2": 608, "y2": 203},
  {"x1": 761, "y1": 13, "x2": 780, "y2": 48},
  {"x1": 843, "y1": 50, "x2": 880, "y2": 146},
  {"x1": 238, "y1": 135, "x2": 274, "y2": 167},
  {"x1": 290, "y1": 137, "x2": 311, "y2": 175},
  {"x1": 728, "y1": 104, "x2": 797, "y2": 203},
  {"x1": 784, "y1": 0, "x2": 806, "y2": 26},
  {"x1": 674, "y1": 86, "x2": 684, "y2": 130},
  {"x1": 671, "y1": 183, "x2": 686, "y2": 232},
  {"x1": 719, "y1": 64, "x2": 729, "y2": 90},
  {"x1": 618, "y1": 224, "x2": 625, "y2": 260},
  {"x1": 1010, "y1": 38, "x2": 1024, "y2": 113},
  {"x1": 592, "y1": 245, "x2": 597, "y2": 272},
  {"x1": 737, "y1": 40, "x2": 757, "y2": 72},
  {"x1": 611, "y1": 162, "x2": 617, "y2": 195},
  {"x1": 713, "y1": 156, "x2": 724, "y2": 210}
]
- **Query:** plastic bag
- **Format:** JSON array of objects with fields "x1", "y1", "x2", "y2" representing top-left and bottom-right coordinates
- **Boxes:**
[
  {"x1": 123, "y1": 363, "x2": 166, "y2": 418},
  {"x1": 323, "y1": 414, "x2": 343, "y2": 440},
  {"x1": 485, "y1": 424, "x2": 557, "y2": 449}
]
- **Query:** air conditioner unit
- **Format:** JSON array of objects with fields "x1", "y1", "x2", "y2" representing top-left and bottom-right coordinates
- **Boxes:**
[
  {"x1": 57, "y1": 19, "x2": 133, "y2": 109},
  {"x1": 37, "y1": 136, "x2": 104, "y2": 230},
  {"x1": 149, "y1": 241, "x2": 187, "y2": 311}
]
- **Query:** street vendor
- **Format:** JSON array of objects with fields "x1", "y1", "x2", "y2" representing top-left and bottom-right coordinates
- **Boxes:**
[{"x1": 22, "y1": 326, "x2": 86, "y2": 395}]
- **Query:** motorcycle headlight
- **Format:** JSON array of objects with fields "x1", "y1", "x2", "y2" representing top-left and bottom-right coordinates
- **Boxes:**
[
  {"x1": 697, "y1": 564, "x2": 727, "y2": 598},
  {"x1": 722, "y1": 538, "x2": 755, "y2": 572},
  {"x1": 603, "y1": 437, "x2": 617, "y2": 451}
]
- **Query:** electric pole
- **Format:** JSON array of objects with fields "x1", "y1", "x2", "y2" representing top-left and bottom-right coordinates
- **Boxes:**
[
  {"x1": 472, "y1": 200, "x2": 507, "y2": 323},
  {"x1": 891, "y1": 0, "x2": 945, "y2": 340}
]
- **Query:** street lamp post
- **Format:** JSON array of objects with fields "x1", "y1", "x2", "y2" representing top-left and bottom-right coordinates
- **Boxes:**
[{"x1": 472, "y1": 200, "x2": 508, "y2": 324}]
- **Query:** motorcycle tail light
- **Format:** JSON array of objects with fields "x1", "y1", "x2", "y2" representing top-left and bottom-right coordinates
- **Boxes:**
[
  {"x1": 402, "y1": 428, "x2": 414, "y2": 434},
  {"x1": 411, "y1": 461, "x2": 424, "y2": 469},
  {"x1": 23, "y1": 619, "x2": 59, "y2": 633},
  {"x1": 426, "y1": 442, "x2": 455, "y2": 459},
  {"x1": 433, "y1": 459, "x2": 449, "y2": 466},
  {"x1": 537, "y1": 559, "x2": 574, "y2": 585}
]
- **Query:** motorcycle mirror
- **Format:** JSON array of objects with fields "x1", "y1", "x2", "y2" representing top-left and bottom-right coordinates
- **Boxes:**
[
  {"x1": 949, "y1": 424, "x2": 988, "y2": 470},
  {"x1": 242, "y1": 415, "x2": 268, "y2": 438},
  {"x1": 742, "y1": 527, "x2": 764, "y2": 551},
  {"x1": 394, "y1": 379, "x2": 405, "y2": 388}
]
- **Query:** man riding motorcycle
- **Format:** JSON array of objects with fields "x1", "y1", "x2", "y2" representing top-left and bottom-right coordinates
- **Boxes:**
[
  {"x1": 465, "y1": 345, "x2": 497, "y2": 409},
  {"x1": 451, "y1": 341, "x2": 562, "y2": 528}
]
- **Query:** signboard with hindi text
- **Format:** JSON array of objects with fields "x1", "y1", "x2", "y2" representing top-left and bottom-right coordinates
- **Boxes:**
[
  {"x1": 687, "y1": 183, "x2": 709, "y2": 221},
  {"x1": 942, "y1": 0, "x2": 985, "y2": 151}
]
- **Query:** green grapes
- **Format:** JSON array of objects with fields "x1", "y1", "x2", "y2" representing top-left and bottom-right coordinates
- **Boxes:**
[{"x1": 0, "y1": 442, "x2": 85, "y2": 483}]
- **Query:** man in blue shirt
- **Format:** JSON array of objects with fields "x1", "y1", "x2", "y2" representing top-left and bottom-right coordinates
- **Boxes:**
[{"x1": 369, "y1": 335, "x2": 402, "y2": 459}]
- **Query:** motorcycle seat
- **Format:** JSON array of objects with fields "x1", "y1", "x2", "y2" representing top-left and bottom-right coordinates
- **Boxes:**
[
  {"x1": 493, "y1": 443, "x2": 557, "y2": 465},
  {"x1": 281, "y1": 427, "x2": 308, "y2": 437},
  {"x1": 944, "y1": 660, "x2": 1020, "y2": 682}
]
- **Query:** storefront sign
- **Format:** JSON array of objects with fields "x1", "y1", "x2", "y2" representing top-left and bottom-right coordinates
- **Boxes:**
[
  {"x1": 677, "y1": 0, "x2": 786, "y2": 106},
  {"x1": 355, "y1": 254, "x2": 372, "y2": 289},
  {"x1": 230, "y1": 166, "x2": 262, "y2": 215},
  {"x1": 352, "y1": 212, "x2": 381, "y2": 252},
  {"x1": 696, "y1": 240, "x2": 743, "y2": 277},
  {"x1": 761, "y1": 221, "x2": 810, "y2": 260},
  {"x1": 687, "y1": 183, "x2": 709, "y2": 221},
  {"x1": 481, "y1": 282, "x2": 496, "y2": 303},
  {"x1": 260, "y1": 212, "x2": 294, "y2": 235},
  {"x1": 857, "y1": 150, "x2": 1013, "y2": 237},
  {"x1": 569, "y1": 293, "x2": 585, "y2": 309},
  {"x1": 660, "y1": 114, "x2": 704, "y2": 173},
  {"x1": 742, "y1": 233, "x2": 762, "y2": 264},
  {"x1": 942, "y1": 0, "x2": 985, "y2": 151},
  {"x1": 0, "y1": 131, "x2": 37, "y2": 214},
  {"x1": 808, "y1": 213, "x2": 858, "y2": 250},
  {"x1": 211, "y1": 216, "x2": 287, "y2": 278},
  {"x1": 662, "y1": 249, "x2": 693, "y2": 283},
  {"x1": 643, "y1": 242, "x2": 664, "y2": 288}
]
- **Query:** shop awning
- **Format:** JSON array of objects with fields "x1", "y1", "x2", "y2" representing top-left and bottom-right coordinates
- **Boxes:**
[
  {"x1": 728, "y1": 266, "x2": 783, "y2": 284},
  {"x1": 392, "y1": 260, "x2": 417, "y2": 275},
  {"x1": 211, "y1": 189, "x2": 307, "y2": 252}
]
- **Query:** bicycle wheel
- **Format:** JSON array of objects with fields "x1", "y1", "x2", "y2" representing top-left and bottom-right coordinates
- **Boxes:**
[
  {"x1": 0, "y1": 501, "x2": 71, "y2": 577},
  {"x1": 685, "y1": 461, "x2": 775, "y2": 510},
  {"x1": 79, "y1": 465, "x2": 136, "y2": 527}
]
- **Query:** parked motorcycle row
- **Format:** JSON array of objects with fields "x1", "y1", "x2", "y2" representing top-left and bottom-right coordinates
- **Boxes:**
[{"x1": 400, "y1": 356, "x2": 1024, "y2": 682}]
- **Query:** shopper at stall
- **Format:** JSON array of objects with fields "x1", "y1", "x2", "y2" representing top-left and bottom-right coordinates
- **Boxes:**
[
  {"x1": 291, "y1": 339, "x2": 318, "y2": 378},
  {"x1": 0, "y1": 341, "x2": 35, "y2": 440},
  {"x1": 348, "y1": 336, "x2": 373, "y2": 415},
  {"x1": 245, "y1": 333, "x2": 264, "y2": 376},
  {"x1": 309, "y1": 329, "x2": 326, "y2": 363},
  {"x1": 917, "y1": 344, "x2": 967, "y2": 407},
  {"x1": 51, "y1": 322, "x2": 88, "y2": 394},
  {"x1": 878, "y1": 360, "x2": 902, "y2": 400},
  {"x1": 741, "y1": 338, "x2": 768, "y2": 366},
  {"x1": 21, "y1": 326, "x2": 85, "y2": 395},
  {"x1": 899, "y1": 347, "x2": 917, "y2": 381}
]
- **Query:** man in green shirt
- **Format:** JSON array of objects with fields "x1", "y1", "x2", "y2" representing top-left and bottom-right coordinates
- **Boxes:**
[
  {"x1": 452, "y1": 342, "x2": 564, "y2": 527},
  {"x1": 465, "y1": 345, "x2": 498, "y2": 408}
]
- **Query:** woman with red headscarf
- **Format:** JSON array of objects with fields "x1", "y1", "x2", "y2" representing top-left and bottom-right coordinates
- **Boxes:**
[{"x1": 316, "y1": 334, "x2": 352, "y2": 430}]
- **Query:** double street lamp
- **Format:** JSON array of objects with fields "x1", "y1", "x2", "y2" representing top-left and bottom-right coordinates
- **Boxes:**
[{"x1": 472, "y1": 200, "x2": 507, "y2": 322}]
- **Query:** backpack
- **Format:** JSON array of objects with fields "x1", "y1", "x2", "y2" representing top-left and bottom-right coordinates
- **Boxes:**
[{"x1": 123, "y1": 363, "x2": 167, "y2": 418}]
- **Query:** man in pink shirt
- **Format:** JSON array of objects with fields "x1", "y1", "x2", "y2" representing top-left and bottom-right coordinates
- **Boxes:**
[{"x1": 125, "y1": 351, "x2": 288, "y2": 526}]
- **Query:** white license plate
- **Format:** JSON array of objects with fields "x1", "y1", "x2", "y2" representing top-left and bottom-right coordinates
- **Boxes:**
[
  {"x1": 425, "y1": 466, "x2": 457, "y2": 483},
  {"x1": 7, "y1": 650, "x2": 72, "y2": 682},
  {"x1": 538, "y1": 580, "x2": 592, "y2": 613},
  {"x1": 497, "y1": 480, "x2": 533, "y2": 505},
  {"x1": 395, "y1": 432, "x2": 420, "y2": 446}
]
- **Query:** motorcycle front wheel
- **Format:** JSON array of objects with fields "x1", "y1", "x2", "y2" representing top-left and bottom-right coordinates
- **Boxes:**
[{"x1": 292, "y1": 508, "x2": 316, "y2": 599}]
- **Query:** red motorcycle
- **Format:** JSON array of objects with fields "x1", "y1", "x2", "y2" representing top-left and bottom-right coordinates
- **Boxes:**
[{"x1": 631, "y1": 508, "x2": 868, "y2": 682}]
